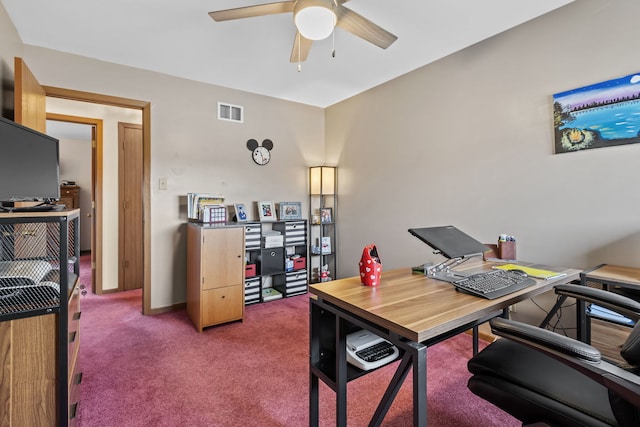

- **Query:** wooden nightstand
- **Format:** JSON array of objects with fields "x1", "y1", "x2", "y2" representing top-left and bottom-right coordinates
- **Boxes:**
[{"x1": 59, "y1": 185, "x2": 80, "y2": 209}]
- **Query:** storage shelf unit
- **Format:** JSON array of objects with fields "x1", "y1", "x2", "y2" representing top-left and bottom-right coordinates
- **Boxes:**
[
  {"x1": 243, "y1": 220, "x2": 308, "y2": 304},
  {"x1": 309, "y1": 166, "x2": 337, "y2": 284},
  {"x1": 0, "y1": 209, "x2": 81, "y2": 427}
]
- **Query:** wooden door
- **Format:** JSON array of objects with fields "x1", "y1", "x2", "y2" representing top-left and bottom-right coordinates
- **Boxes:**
[
  {"x1": 91, "y1": 124, "x2": 98, "y2": 293},
  {"x1": 13, "y1": 57, "x2": 46, "y2": 214},
  {"x1": 15, "y1": 57, "x2": 46, "y2": 132},
  {"x1": 118, "y1": 122, "x2": 143, "y2": 291}
]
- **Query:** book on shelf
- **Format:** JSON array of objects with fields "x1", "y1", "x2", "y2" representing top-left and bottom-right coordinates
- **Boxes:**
[
  {"x1": 262, "y1": 287, "x2": 282, "y2": 302},
  {"x1": 321, "y1": 236, "x2": 331, "y2": 254},
  {"x1": 588, "y1": 304, "x2": 634, "y2": 326},
  {"x1": 187, "y1": 192, "x2": 225, "y2": 220}
]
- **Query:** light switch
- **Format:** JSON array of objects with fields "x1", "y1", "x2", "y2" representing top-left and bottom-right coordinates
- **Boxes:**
[{"x1": 159, "y1": 178, "x2": 168, "y2": 190}]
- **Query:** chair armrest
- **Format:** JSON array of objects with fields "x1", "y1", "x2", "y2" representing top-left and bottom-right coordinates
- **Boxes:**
[
  {"x1": 555, "y1": 283, "x2": 640, "y2": 322},
  {"x1": 490, "y1": 317, "x2": 601, "y2": 362}
]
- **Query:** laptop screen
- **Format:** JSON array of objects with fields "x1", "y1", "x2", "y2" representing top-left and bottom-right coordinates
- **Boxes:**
[{"x1": 408, "y1": 225, "x2": 489, "y2": 259}]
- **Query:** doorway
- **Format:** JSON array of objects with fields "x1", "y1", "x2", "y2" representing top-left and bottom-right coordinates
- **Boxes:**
[
  {"x1": 46, "y1": 114, "x2": 100, "y2": 292},
  {"x1": 44, "y1": 87, "x2": 152, "y2": 315}
]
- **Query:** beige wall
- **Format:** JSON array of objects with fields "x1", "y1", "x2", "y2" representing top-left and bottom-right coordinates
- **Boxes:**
[
  {"x1": 326, "y1": 0, "x2": 640, "y2": 323},
  {"x1": 56, "y1": 133, "x2": 92, "y2": 251}
]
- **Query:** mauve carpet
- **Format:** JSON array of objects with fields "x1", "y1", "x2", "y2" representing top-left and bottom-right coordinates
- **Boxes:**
[{"x1": 76, "y1": 257, "x2": 518, "y2": 426}]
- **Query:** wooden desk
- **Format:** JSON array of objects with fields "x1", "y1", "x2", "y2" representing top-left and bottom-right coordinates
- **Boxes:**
[
  {"x1": 578, "y1": 264, "x2": 640, "y2": 345},
  {"x1": 309, "y1": 260, "x2": 580, "y2": 426}
]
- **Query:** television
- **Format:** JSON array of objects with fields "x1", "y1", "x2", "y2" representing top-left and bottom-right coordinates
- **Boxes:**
[{"x1": 0, "y1": 116, "x2": 60, "y2": 210}]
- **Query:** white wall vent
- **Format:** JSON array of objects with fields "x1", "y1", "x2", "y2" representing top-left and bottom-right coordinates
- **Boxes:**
[{"x1": 218, "y1": 102, "x2": 243, "y2": 123}]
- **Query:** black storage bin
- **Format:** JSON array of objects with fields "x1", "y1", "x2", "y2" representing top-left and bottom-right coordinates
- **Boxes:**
[{"x1": 259, "y1": 247, "x2": 284, "y2": 275}]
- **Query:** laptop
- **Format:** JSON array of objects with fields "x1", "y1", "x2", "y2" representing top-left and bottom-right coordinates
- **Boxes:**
[{"x1": 408, "y1": 225, "x2": 489, "y2": 259}]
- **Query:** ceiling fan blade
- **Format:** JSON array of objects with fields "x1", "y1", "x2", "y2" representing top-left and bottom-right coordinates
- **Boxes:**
[
  {"x1": 209, "y1": 1, "x2": 294, "y2": 22},
  {"x1": 290, "y1": 31, "x2": 313, "y2": 63},
  {"x1": 335, "y1": 6, "x2": 397, "y2": 49}
]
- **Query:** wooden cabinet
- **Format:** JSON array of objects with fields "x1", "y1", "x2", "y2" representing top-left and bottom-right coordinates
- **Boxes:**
[
  {"x1": 67, "y1": 280, "x2": 82, "y2": 426},
  {"x1": 0, "y1": 209, "x2": 81, "y2": 426},
  {"x1": 186, "y1": 224, "x2": 245, "y2": 332},
  {"x1": 59, "y1": 185, "x2": 80, "y2": 209}
]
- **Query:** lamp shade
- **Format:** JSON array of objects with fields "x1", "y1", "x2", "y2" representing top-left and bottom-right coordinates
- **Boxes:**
[
  {"x1": 309, "y1": 166, "x2": 336, "y2": 195},
  {"x1": 294, "y1": 3, "x2": 336, "y2": 41}
]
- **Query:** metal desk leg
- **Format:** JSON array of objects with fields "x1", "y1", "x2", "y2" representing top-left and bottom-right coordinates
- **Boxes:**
[
  {"x1": 540, "y1": 295, "x2": 568, "y2": 329},
  {"x1": 309, "y1": 301, "x2": 320, "y2": 427},
  {"x1": 369, "y1": 351, "x2": 413, "y2": 427},
  {"x1": 412, "y1": 341, "x2": 427, "y2": 426},
  {"x1": 336, "y1": 317, "x2": 349, "y2": 426},
  {"x1": 310, "y1": 372, "x2": 319, "y2": 427},
  {"x1": 577, "y1": 274, "x2": 589, "y2": 343},
  {"x1": 472, "y1": 326, "x2": 478, "y2": 355},
  {"x1": 581, "y1": 299, "x2": 591, "y2": 344}
]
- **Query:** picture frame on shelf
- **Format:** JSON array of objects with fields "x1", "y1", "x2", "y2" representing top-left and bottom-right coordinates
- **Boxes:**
[
  {"x1": 234, "y1": 203, "x2": 248, "y2": 222},
  {"x1": 258, "y1": 201, "x2": 277, "y2": 222},
  {"x1": 279, "y1": 201, "x2": 302, "y2": 220},
  {"x1": 320, "y1": 207, "x2": 333, "y2": 223}
]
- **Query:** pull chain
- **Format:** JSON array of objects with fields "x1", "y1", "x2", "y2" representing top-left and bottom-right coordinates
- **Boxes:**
[
  {"x1": 332, "y1": 29, "x2": 336, "y2": 58},
  {"x1": 332, "y1": 0, "x2": 337, "y2": 57},
  {"x1": 297, "y1": 32, "x2": 302, "y2": 72}
]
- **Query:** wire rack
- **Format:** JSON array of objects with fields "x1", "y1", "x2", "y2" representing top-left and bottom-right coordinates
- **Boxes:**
[{"x1": 0, "y1": 218, "x2": 77, "y2": 319}]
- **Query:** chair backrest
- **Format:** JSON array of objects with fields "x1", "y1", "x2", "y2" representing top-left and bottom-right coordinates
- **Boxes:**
[
  {"x1": 621, "y1": 322, "x2": 640, "y2": 366},
  {"x1": 611, "y1": 322, "x2": 640, "y2": 426}
]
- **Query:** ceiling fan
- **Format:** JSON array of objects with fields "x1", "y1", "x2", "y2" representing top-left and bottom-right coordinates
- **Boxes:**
[{"x1": 208, "y1": 0, "x2": 397, "y2": 63}]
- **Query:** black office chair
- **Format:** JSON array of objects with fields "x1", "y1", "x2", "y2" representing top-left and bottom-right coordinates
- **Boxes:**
[{"x1": 467, "y1": 284, "x2": 640, "y2": 427}]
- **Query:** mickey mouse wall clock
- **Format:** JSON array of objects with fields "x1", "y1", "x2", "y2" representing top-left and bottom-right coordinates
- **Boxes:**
[{"x1": 247, "y1": 138, "x2": 274, "y2": 165}]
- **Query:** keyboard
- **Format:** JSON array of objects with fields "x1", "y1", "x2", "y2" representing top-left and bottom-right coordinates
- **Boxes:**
[
  {"x1": 356, "y1": 341, "x2": 397, "y2": 363},
  {"x1": 452, "y1": 269, "x2": 537, "y2": 299}
]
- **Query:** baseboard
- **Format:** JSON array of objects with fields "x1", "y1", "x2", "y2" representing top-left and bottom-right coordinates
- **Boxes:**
[
  {"x1": 95, "y1": 289, "x2": 185, "y2": 315},
  {"x1": 148, "y1": 302, "x2": 186, "y2": 315}
]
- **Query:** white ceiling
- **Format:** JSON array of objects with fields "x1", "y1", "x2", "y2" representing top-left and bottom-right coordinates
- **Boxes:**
[{"x1": 3, "y1": 0, "x2": 574, "y2": 108}]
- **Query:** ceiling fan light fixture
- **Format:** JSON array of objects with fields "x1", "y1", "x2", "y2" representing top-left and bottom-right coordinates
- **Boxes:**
[{"x1": 294, "y1": 4, "x2": 336, "y2": 41}]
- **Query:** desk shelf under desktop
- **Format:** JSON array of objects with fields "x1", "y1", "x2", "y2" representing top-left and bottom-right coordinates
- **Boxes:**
[{"x1": 310, "y1": 298, "x2": 405, "y2": 388}]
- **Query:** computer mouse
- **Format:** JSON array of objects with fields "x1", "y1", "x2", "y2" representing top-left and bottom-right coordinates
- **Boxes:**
[{"x1": 510, "y1": 269, "x2": 528, "y2": 277}]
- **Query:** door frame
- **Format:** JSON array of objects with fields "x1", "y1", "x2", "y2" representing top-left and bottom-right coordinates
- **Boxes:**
[
  {"x1": 46, "y1": 113, "x2": 102, "y2": 295},
  {"x1": 43, "y1": 86, "x2": 152, "y2": 315}
]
